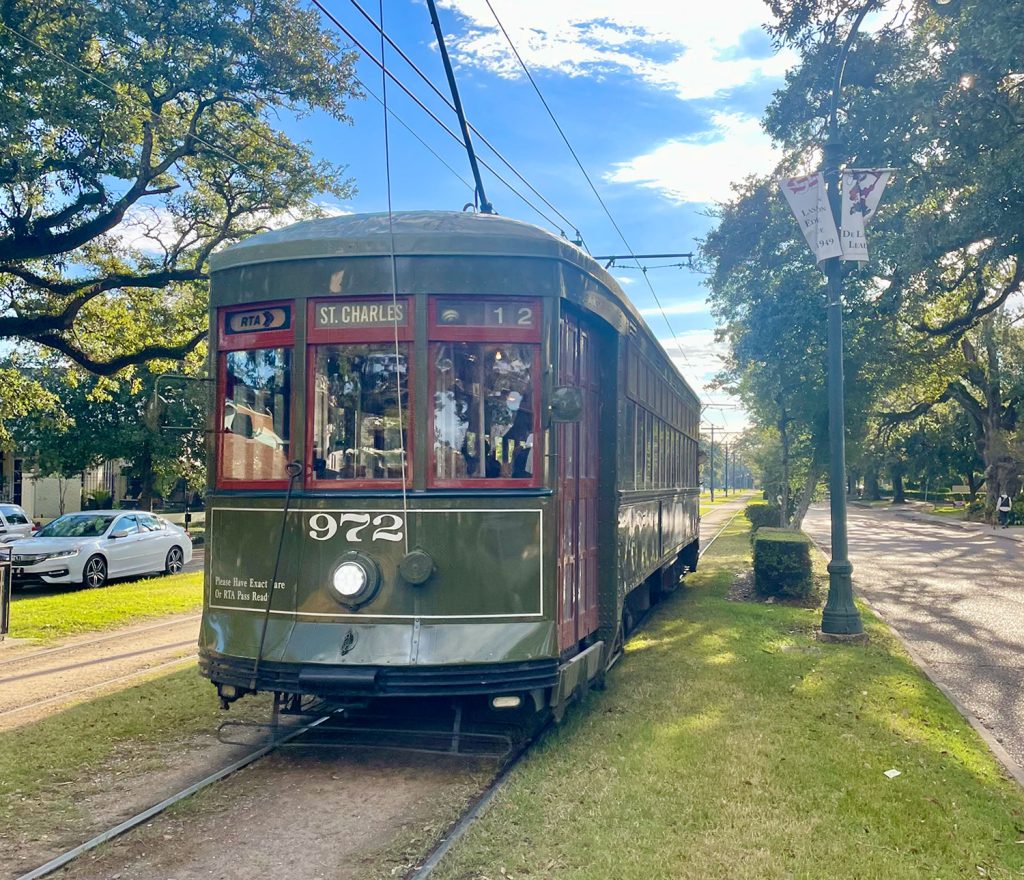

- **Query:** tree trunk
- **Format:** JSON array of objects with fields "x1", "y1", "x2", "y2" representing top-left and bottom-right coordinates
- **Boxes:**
[
  {"x1": 864, "y1": 466, "x2": 881, "y2": 501},
  {"x1": 779, "y1": 410, "x2": 790, "y2": 528},
  {"x1": 791, "y1": 455, "x2": 824, "y2": 530},
  {"x1": 891, "y1": 467, "x2": 906, "y2": 504}
]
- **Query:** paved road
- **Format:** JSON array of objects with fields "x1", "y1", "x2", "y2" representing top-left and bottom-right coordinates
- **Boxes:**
[{"x1": 804, "y1": 503, "x2": 1024, "y2": 771}]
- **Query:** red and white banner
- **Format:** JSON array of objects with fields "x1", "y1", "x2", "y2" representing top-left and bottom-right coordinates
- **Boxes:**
[
  {"x1": 840, "y1": 169, "x2": 893, "y2": 262},
  {"x1": 780, "y1": 173, "x2": 842, "y2": 263}
]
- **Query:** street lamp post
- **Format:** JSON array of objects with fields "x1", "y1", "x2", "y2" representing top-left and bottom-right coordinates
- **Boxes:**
[{"x1": 818, "y1": 3, "x2": 874, "y2": 638}]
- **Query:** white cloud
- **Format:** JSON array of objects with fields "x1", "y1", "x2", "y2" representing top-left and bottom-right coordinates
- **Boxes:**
[
  {"x1": 607, "y1": 111, "x2": 780, "y2": 205},
  {"x1": 638, "y1": 298, "x2": 707, "y2": 317},
  {"x1": 106, "y1": 202, "x2": 352, "y2": 255},
  {"x1": 438, "y1": 0, "x2": 795, "y2": 102}
]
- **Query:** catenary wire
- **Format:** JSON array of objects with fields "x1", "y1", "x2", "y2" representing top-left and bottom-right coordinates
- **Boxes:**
[
  {"x1": 341, "y1": 0, "x2": 583, "y2": 242},
  {"x1": 307, "y1": 0, "x2": 567, "y2": 230},
  {"x1": 378, "y1": 0, "x2": 411, "y2": 556},
  {"x1": 481, "y1": 0, "x2": 704, "y2": 381}
]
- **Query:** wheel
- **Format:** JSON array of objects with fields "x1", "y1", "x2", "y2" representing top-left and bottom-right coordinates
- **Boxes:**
[
  {"x1": 82, "y1": 555, "x2": 107, "y2": 589},
  {"x1": 165, "y1": 546, "x2": 185, "y2": 575}
]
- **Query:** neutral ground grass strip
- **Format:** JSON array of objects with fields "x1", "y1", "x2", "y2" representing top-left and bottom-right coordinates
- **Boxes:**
[
  {"x1": 433, "y1": 520, "x2": 1024, "y2": 880},
  {"x1": 9, "y1": 571, "x2": 203, "y2": 641}
]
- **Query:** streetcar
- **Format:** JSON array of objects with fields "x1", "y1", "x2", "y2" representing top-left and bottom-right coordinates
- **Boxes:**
[{"x1": 199, "y1": 211, "x2": 701, "y2": 719}]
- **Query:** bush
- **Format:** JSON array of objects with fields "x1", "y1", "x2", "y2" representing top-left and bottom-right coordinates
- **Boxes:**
[
  {"x1": 745, "y1": 501, "x2": 782, "y2": 534},
  {"x1": 753, "y1": 528, "x2": 813, "y2": 600},
  {"x1": 965, "y1": 499, "x2": 988, "y2": 522}
]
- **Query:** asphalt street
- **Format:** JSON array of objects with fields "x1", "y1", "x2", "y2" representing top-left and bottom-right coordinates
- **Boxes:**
[{"x1": 803, "y1": 503, "x2": 1024, "y2": 772}]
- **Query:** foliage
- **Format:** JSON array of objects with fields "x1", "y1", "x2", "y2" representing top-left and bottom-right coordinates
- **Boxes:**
[
  {"x1": 704, "y1": 0, "x2": 1024, "y2": 505},
  {"x1": 4, "y1": 353, "x2": 208, "y2": 505},
  {"x1": 0, "y1": 0, "x2": 359, "y2": 398},
  {"x1": 744, "y1": 501, "x2": 782, "y2": 534},
  {"x1": 753, "y1": 527, "x2": 813, "y2": 599}
]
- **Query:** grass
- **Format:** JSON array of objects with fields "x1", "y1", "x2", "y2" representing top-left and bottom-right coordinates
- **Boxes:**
[
  {"x1": 929, "y1": 504, "x2": 967, "y2": 519},
  {"x1": 699, "y1": 490, "x2": 754, "y2": 516},
  {"x1": 0, "y1": 665, "x2": 270, "y2": 841},
  {"x1": 432, "y1": 519, "x2": 1024, "y2": 880},
  {"x1": 9, "y1": 571, "x2": 203, "y2": 642}
]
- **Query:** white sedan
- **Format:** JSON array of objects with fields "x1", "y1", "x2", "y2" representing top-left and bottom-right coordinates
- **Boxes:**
[{"x1": 8, "y1": 510, "x2": 192, "y2": 589}]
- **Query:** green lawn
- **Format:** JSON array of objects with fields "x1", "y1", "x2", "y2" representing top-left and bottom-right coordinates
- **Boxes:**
[
  {"x1": 433, "y1": 520, "x2": 1024, "y2": 880},
  {"x1": 0, "y1": 666, "x2": 270, "y2": 841},
  {"x1": 929, "y1": 504, "x2": 967, "y2": 519},
  {"x1": 9, "y1": 571, "x2": 203, "y2": 642},
  {"x1": 699, "y1": 490, "x2": 754, "y2": 516}
]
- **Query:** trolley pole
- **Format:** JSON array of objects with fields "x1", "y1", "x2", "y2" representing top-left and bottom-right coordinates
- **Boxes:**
[
  {"x1": 818, "y1": 4, "x2": 871, "y2": 639},
  {"x1": 709, "y1": 424, "x2": 715, "y2": 503}
]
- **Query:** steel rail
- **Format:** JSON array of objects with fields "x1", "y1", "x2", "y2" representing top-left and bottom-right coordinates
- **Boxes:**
[
  {"x1": 0, "y1": 613, "x2": 202, "y2": 669},
  {"x1": 14, "y1": 714, "x2": 331, "y2": 880},
  {"x1": 0, "y1": 654, "x2": 197, "y2": 721},
  {"x1": 0, "y1": 639, "x2": 197, "y2": 686}
]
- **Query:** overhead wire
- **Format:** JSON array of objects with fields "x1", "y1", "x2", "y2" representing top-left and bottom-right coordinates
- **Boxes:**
[
  {"x1": 341, "y1": 0, "x2": 584, "y2": 242},
  {"x1": 308, "y1": 0, "x2": 577, "y2": 237},
  {"x1": 481, "y1": 0, "x2": 706, "y2": 385}
]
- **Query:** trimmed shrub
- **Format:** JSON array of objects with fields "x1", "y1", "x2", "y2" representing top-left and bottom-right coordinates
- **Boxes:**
[
  {"x1": 745, "y1": 501, "x2": 782, "y2": 534},
  {"x1": 753, "y1": 528, "x2": 813, "y2": 600}
]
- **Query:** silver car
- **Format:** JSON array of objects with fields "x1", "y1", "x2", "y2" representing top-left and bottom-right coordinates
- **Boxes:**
[
  {"x1": 0, "y1": 503, "x2": 34, "y2": 544},
  {"x1": 9, "y1": 510, "x2": 192, "y2": 589}
]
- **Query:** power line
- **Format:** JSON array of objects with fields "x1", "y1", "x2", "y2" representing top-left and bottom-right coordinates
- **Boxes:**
[
  {"x1": 308, "y1": 0, "x2": 575, "y2": 235},
  {"x1": 342, "y1": 0, "x2": 583, "y2": 241},
  {"x1": 481, "y1": 0, "x2": 702, "y2": 386}
]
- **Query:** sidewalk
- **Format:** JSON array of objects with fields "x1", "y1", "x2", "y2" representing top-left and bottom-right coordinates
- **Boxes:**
[{"x1": 853, "y1": 500, "x2": 1024, "y2": 546}]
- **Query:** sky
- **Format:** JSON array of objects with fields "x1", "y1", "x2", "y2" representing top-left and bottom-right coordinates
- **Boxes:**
[{"x1": 272, "y1": 0, "x2": 802, "y2": 437}]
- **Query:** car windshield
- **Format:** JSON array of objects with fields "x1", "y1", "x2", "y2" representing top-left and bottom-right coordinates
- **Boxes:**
[{"x1": 37, "y1": 514, "x2": 116, "y2": 538}]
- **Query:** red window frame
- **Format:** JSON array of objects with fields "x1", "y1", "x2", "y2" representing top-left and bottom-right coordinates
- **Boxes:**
[
  {"x1": 428, "y1": 296, "x2": 543, "y2": 489},
  {"x1": 216, "y1": 301, "x2": 295, "y2": 490},
  {"x1": 305, "y1": 297, "x2": 414, "y2": 490}
]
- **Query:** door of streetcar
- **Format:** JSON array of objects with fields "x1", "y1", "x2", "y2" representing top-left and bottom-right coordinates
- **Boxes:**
[{"x1": 556, "y1": 309, "x2": 601, "y2": 651}]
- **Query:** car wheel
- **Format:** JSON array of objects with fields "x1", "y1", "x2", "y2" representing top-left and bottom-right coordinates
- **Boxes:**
[
  {"x1": 165, "y1": 546, "x2": 185, "y2": 575},
  {"x1": 83, "y1": 555, "x2": 107, "y2": 589}
]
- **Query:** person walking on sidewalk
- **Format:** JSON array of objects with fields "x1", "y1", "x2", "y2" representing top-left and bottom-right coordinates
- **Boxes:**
[{"x1": 996, "y1": 492, "x2": 1013, "y2": 528}]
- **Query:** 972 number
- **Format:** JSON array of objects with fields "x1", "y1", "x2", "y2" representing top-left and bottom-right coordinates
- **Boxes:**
[{"x1": 308, "y1": 512, "x2": 404, "y2": 543}]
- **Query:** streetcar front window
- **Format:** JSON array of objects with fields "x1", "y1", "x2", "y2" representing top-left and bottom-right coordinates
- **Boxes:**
[
  {"x1": 311, "y1": 344, "x2": 410, "y2": 483},
  {"x1": 432, "y1": 343, "x2": 536, "y2": 482},
  {"x1": 221, "y1": 347, "x2": 292, "y2": 482}
]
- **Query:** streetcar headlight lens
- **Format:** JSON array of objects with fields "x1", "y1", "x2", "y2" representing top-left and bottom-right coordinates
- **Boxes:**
[{"x1": 332, "y1": 561, "x2": 367, "y2": 598}]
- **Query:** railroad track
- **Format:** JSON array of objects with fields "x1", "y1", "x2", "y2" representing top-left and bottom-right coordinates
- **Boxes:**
[
  {"x1": 0, "y1": 613, "x2": 202, "y2": 670},
  {"x1": 14, "y1": 510, "x2": 746, "y2": 880}
]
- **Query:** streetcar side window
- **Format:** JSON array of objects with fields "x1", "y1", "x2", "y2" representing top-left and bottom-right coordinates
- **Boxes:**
[
  {"x1": 432, "y1": 342, "x2": 536, "y2": 482},
  {"x1": 310, "y1": 344, "x2": 410, "y2": 483},
  {"x1": 221, "y1": 347, "x2": 292, "y2": 483},
  {"x1": 428, "y1": 296, "x2": 541, "y2": 487}
]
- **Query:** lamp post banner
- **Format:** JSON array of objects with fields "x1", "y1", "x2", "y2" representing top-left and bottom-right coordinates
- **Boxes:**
[
  {"x1": 840, "y1": 169, "x2": 893, "y2": 262},
  {"x1": 780, "y1": 173, "x2": 843, "y2": 263}
]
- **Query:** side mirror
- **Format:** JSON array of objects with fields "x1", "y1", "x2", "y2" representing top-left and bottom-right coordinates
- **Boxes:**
[
  {"x1": 550, "y1": 386, "x2": 584, "y2": 422},
  {"x1": 109, "y1": 530, "x2": 129, "y2": 540}
]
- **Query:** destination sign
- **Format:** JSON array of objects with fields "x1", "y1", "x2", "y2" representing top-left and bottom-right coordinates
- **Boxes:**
[
  {"x1": 225, "y1": 306, "x2": 291, "y2": 335},
  {"x1": 436, "y1": 299, "x2": 536, "y2": 329},
  {"x1": 314, "y1": 300, "x2": 407, "y2": 329}
]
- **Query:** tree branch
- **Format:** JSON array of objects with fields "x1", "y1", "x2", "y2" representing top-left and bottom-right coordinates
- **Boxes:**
[{"x1": 31, "y1": 330, "x2": 208, "y2": 376}]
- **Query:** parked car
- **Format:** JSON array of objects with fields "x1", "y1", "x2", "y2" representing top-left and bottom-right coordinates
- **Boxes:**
[
  {"x1": 8, "y1": 510, "x2": 192, "y2": 589},
  {"x1": 0, "y1": 503, "x2": 34, "y2": 544}
]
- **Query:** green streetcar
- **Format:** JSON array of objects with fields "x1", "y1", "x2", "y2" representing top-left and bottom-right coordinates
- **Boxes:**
[{"x1": 199, "y1": 211, "x2": 701, "y2": 719}]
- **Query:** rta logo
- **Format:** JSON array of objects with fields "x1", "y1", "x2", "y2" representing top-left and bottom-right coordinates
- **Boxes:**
[{"x1": 441, "y1": 308, "x2": 460, "y2": 322}]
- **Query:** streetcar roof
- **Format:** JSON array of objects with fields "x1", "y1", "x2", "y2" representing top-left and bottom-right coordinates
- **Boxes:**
[
  {"x1": 211, "y1": 211, "x2": 608, "y2": 277},
  {"x1": 210, "y1": 211, "x2": 700, "y2": 406}
]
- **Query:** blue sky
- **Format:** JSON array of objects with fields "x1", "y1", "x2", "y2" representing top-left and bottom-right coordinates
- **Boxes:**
[{"x1": 274, "y1": 0, "x2": 799, "y2": 435}]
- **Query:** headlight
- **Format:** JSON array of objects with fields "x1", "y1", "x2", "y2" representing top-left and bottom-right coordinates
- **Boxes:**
[
  {"x1": 328, "y1": 551, "x2": 381, "y2": 608},
  {"x1": 332, "y1": 562, "x2": 367, "y2": 597},
  {"x1": 47, "y1": 549, "x2": 80, "y2": 559}
]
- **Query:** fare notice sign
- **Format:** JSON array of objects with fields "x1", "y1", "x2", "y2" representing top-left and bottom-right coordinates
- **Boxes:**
[{"x1": 314, "y1": 300, "x2": 407, "y2": 329}]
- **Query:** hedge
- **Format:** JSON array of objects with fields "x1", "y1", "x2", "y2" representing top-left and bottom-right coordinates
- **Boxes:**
[
  {"x1": 745, "y1": 501, "x2": 782, "y2": 533},
  {"x1": 753, "y1": 528, "x2": 813, "y2": 600}
]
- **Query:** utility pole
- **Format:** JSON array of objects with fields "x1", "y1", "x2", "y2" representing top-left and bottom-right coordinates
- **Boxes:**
[{"x1": 710, "y1": 424, "x2": 715, "y2": 503}]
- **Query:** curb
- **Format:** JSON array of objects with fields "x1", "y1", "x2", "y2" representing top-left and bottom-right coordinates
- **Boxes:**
[{"x1": 805, "y1": 531, "x2": 1024, "y2": 790}]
